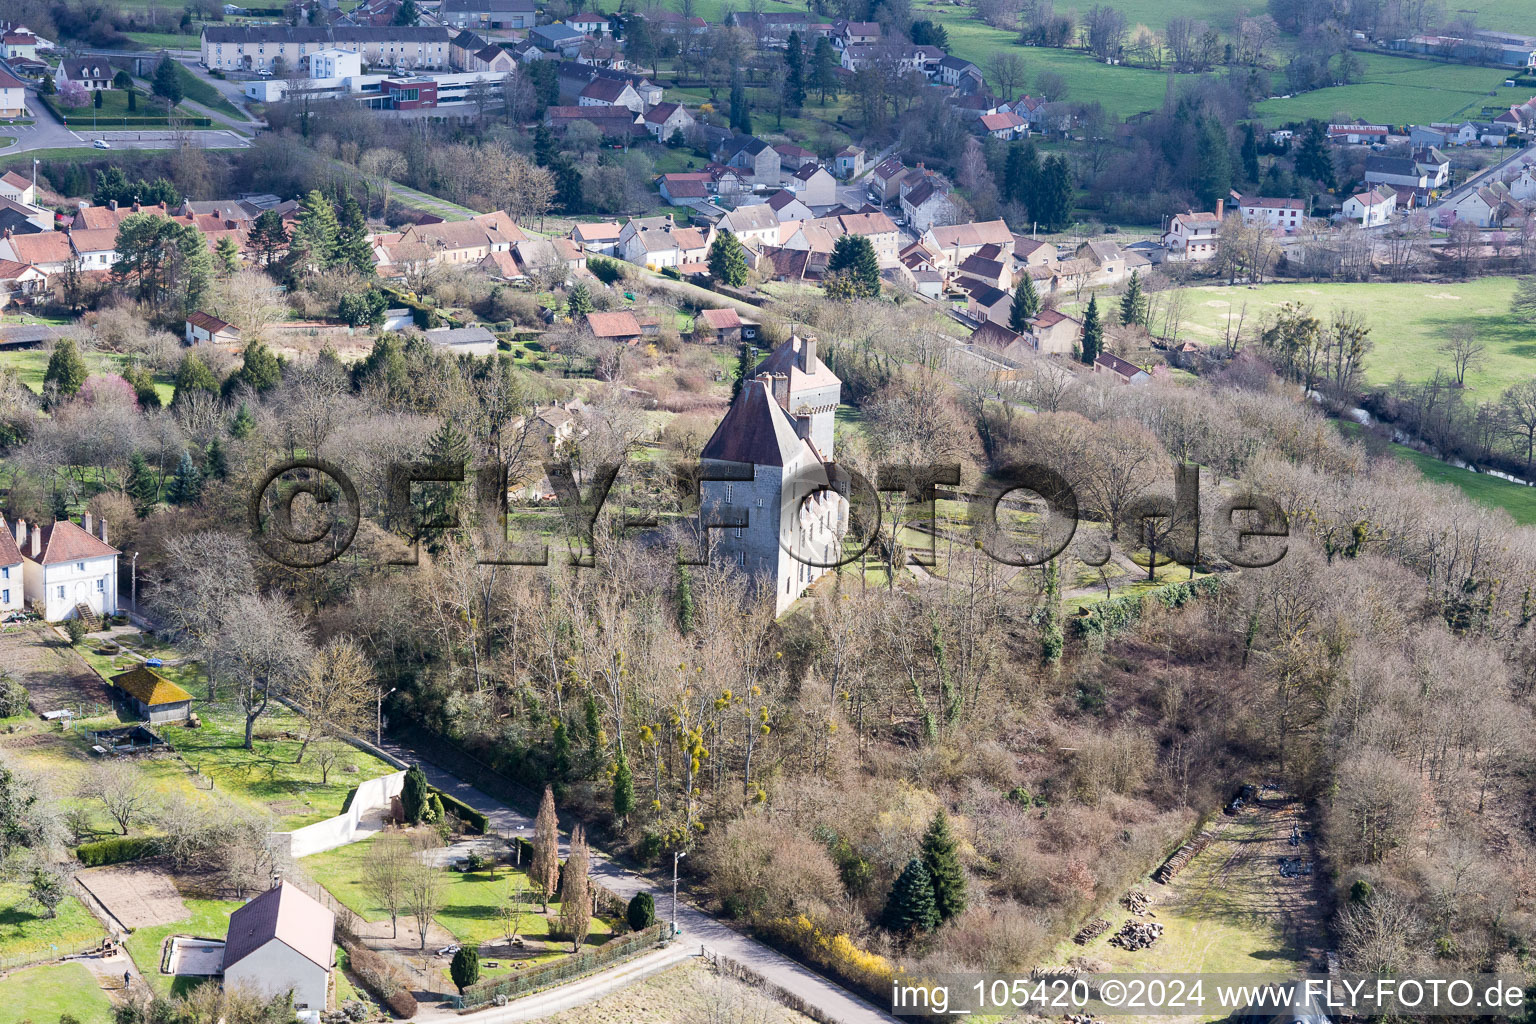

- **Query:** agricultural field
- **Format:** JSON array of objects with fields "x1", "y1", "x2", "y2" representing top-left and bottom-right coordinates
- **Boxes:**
[
  {"x1": 1166, "y1": 277, "x2": 1534, "y2": 395},
  {"x1": 1256, "y1": 53, "x2": 1534, "y2": 126},
  {"x1": 0, "y1": 962, "x2": 114, "y2": 1024}
]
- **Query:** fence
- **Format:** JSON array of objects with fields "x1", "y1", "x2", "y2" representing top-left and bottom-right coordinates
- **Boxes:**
[
  {"x1": 706, "y1": 948, "x2": 844, "y2": 1024},
  {"x1": 275, "y1": 768, "x2": 407, "y2": 857},
  {"x1": 0, "y1": 941, "x2": 104, "y2": 975},
  {"x1": 454, "y1": 922, "x2": 675, "y2": 1011}
]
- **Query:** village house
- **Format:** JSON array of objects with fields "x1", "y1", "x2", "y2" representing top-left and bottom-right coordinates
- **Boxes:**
[
  {"x1": 567, "y1": 11, "x2": 610, "y2": 35},
  {"x1": 964, "y1": 282, "x2": 1012, "y2": 326},
  {"x1": 585, "y1": 310, "x2": 643, "y2": 345},
  {"x1": 1094, "y1": 351, "x2": 1151, "y2": 385},
  {"x1": 979, "y1": 111, "x2": 1028, "y2": 140},
  {"x1": 718, "y1": 136, "x2": 782, "y2": 185},
  {"x1": 658, "y1": 173, "x2": 713, "y2": 207},
  {"x1": 185, "y1": 311, "x2": 241, "y2": 345},
  {"x1": 773, "y1": 143, "x2": 817, "y2": 172},
  {"x1": 901, "y1": 180, "x2": 959, "y2": 233},
  {"x1": 766, "y1": 189, "x2": 814, "y2": 224},
  {"x1": 0, "y1": 171, "x2": 36, "y2": 208},
  {"x1": 643, "y1": 101, "x2": 694, "y2": 140},
  {"x1": 579, "y1": 76, "x2": 643, "y2": 113},
  {"x1": 779, "y1": 212, "x2": 900, "y2": 265},
  {"x1": 1237, "y1": 194, "x2": 1306, "y2": 233},
  {"x1": 2, "y1": 33, "x2": 38, "y2": 61},
  {"x1": 1413, "y1": 147, "x2": 1451, "y2": 189},
  {"x1": 869, "y1": 157, "x2": 907, "y2": 202},
  {"x1": 1011, "y1": 236, "x2": 1056, "y2": 268},
  {"x1": 936, "y1": 55, "x2": 980, "y2": 87},
  {"x1": 59, "y1": 59, "x2": 113, "y2": 91},
  {"x1": 1162, "y1": 202, "x2": 1223, "y2": 262},
  {"x1": 0, "y1": 259, "x2": 48, "y2": 306},
  {"x1": 834, "y1": 145, "x2": 865, "y2": 179},
  {"x1": 1027, "y1": 308, "x2": 1082, "y2": 357},
  {"x1": 68, "y1": 228, "x2": 118, "y2": 270},
  {"x1": 694, "y1": 306, "x2": 757, "y2": 345},
  {"x1": 1442, "y1": 182, "x2": 1519, "y2": 228},
  {"x1": 9, "y1": 515, "x2": 119, "y2": 623},
  {"x1": 719, "y1": 203, "x2": 782, "y2": 248},
  {"x1": 0, "y1": 230, "x2": 75, "y2": 273},
  {"x1": 0, "y1": 523, "x2": 20, "y2": 615},
  {"x1": 1364, "y1": 156, "x2": 1429, "y2": 190},
  {"x1": 109, "y1": 665, "x2": 193, "y2": 724},
  {"x1": 544, "y1": 103, "x2": 644, "y2": 137},
  {"x1": 570, "y1": 221, "x2": 621, "y2": 254},
  {"x1": 438, "y1": 0, "x2": 536, "y2": 30},
  {"x1": 0, "y1": 196, "x2": 51, "y2": 236},
  {"x1": 926, "y1": 220, "x2": 1015, "y2": 266},
  {"x1": 223, "y1": 882, "x2": 335, "y2": 1015},
  {"x1": 1343, "y1": 184, "x2": 1397, "y2": 226},
  {"x1": 1075, "y1": 239, "x2": 1128, "y2": 286},
  {"x1": 792, "y1": 164, "x2": 837, "y2": 207},
  {"x1": 956, "y1": 249, "x2": 1012, "y2": 291},
  {"x1": 616, "y1": 215, "x2": 709, "y2": 268}
]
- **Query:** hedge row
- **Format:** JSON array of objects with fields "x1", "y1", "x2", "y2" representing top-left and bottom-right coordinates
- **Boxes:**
[
  {"x1": 432, "y1": 788, "x2": 488, "y2": 834},
  {"x1": 35, "y1": 94, "x2": 211, "y2": 127},
  {"x1": 377, "y1": 286, "x2": 443, "y2": 330},
  {"x1": 1069, "y1": 574, "x2": 1223, "y2": 648},
  {"x1": 76, "y1": 836, "x2": 158, "y2": 866},
  {"x1": 339, "y1": 933, "x2": 417, "y2": 1018}
]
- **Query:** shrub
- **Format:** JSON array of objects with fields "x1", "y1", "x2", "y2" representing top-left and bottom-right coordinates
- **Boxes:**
[
  {"x1": 0, "y1": 673, "x2": 30, "y2": 718},
  {"x1": 76, "y1": 836, "x2": 158, "y2": 866},
  {"x1": 384, "y1": 990, "x2": 418, "y2": 1018},
  {"x1": 450, "y1": 945, "x2": 480, "y2": 992},
  {"x1": 434, "y1": 790, "x2": 488, "y2": 833},
  {"x1": 64, "y1": 618, "x2": 88, "y2": 644},
  {"x1": 401, "y1": 765, "x2": 428, "y2": 824},
  {"x1": 425, "y1": 792, "x2": 445, "y2": 824},
  {"x1": 626, "y1": 892, "x2": 655, "y2": 931}
]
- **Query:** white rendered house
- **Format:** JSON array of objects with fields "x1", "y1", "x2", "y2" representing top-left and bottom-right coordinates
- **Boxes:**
[
  {"x1": 222, "y1": 881, "x2": 335, "y2": 1013},
  {"x1": 11, "y1": 515, "x2": 119, "y2": 622}
]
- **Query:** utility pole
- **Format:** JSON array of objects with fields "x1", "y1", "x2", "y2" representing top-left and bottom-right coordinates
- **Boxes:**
[
  {"x1": 376, "y1": 686, "x2": 397, "y2": 744},
  {"x1": 672, "y1": 849, "x2": 686, "y2": 933},
  {"x1": 130, "y1": 551, "x2": 138, "y2": 612}
]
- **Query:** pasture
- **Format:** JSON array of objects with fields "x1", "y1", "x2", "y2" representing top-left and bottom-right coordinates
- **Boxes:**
[
  {"x1": 1257, "y1": 53, "x2": 1535, "y2": 126},
  {"x1": 1167, "y1": 277, "x2": 1534, "y2": 395}
]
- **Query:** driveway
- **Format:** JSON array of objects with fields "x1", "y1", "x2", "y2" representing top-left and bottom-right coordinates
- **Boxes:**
[{"x1": 376, "y1": 736, "x2": 899, "y2": 1024}]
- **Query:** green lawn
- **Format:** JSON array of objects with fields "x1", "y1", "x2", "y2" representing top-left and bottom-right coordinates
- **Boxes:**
[
  {"x1": 0, "y1": 348, "x2": 176, "y2": 406},
  {"x1": 123, "y1": 897, "x2": 243, "y2": 998},
  {"x1": 1257, "y1": 53, "x2": 1534, "y2": 125},
  {"x1": 1339, "y1": 421, "x2": 1536, "y2": 524},
  {"x1": 0, "y1": 882, "x2": 106, "y2": 959},
  {"x1": 1166, "y1": 277, "x2": 1534, "y2": 395},
  {"x1": 0, "y1": 962, "x2": 113, "y2": 1024},
  {"x1": 125, "y1": 32, "x2": 201, "y2": 50},
  {"x1": 168, "y1": 62, "x2": 244, "y2": 119}
]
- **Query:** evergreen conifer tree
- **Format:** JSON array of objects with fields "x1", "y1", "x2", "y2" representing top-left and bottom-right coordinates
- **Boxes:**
[
  {"x1": 921, "y1": 809, "x2": 968, "y2": 922},
  {"x1": 552, "y1": 720, "x2": 572, "y2": 780},
  {"x1": 612, "y1": 748, "x2": 634, "y2": 823},
  {"x1": 1036, "y1": 156, "x2": 1074, "y2": 232},
  {"x1": 232, "y1": 339, "x2": 282, "y2": 394},
  {"x1": 827, "y1": 234, "x2": 880, "y2": 297},
  {"x1": 708, "y1": 232, "x2": 750, "y2": 287},
  {"x1": 1240, "y1": 122, "x2": 1260, "y2": 184},
  {"x1": 1009, "y1": 275, "x2": 1040, "y2": 332},
  {"x1": 205, "y1": 437, "x2": 229, "y2": 480},
  {"x1": 288, "y1": 190, "x2": 340, "y2": 276},
  {"x1": 1119, "y1": 270, "x2": 1145, "y2": 327},
  {"x1": 676, "y1": 566, "x2": 695, "y2": 634},
  {"x1": 401, "y1": 764, "x2": 429, "y2": 824},
  {"x1": 881, "y1": 857, "x2": 939, "y2": 933},
  {"x1": 230, "y1": 402, "x2": 256, "y2": 439},
  {"x1": 1080, "y1": 295, "x2": 1103, "y2": 365},
  {"x1": 336, "y1": 196, "x2": 376, "y2": 275},
  {"x1": 784, "y1": 32, "x2": 807, "y2": 109},
  {"x1": 171, "y1": 353, "x2": 220, "y2": 407},
  {"x1": 214, "y1": 235, "x2": 241, "y2": 277},
  {"x1": 166, "y1": 450, "x2": 203, "y2": 505},
  {"x1": 126, "y1": 452, "x2": 158, "y2": 516},
  {"x1": 567, "y1": 284, "x2": 594, "y2": 318},
  {"x1": 1004, "y1": 140, "x2": 1041, "y2": 212},
  {"x1": 43, "y1": 338, "x2": 88, "y2": 400},
  {"x1": 731, "y1": 344, "x2": 754, "y2": 401},
  {"x1": 449, "y1": 946, "x2": 479, "y2": 992}
]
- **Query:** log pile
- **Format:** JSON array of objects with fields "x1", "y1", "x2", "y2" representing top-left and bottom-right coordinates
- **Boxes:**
[
  {"x1": 1155, "y1": 828, "x2": 1219, "y2": 883},
  {"x1": 1109, "y1": 920, "x2": 1164, "y2": 950},
  {"x1": 1073, "y1": 918, "x2": 1112, "y2": 945},
  {"x1": 1120, "y1": 889, "x2": 1152, "y2": 915}
]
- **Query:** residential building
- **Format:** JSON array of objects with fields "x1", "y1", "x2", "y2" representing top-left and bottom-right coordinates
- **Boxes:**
[
  {"x1": 59, "y1": 59, "x2": 113, "y2": 90},
  {"x1": 223, "y1": 882, "x2": 335, "y2": 1015},
  {"x1": 0, "y1": 70, "x2": 25, "y2": 117},
  {"x1": 901, "y1": 180, "x2": 957, "y2": 233},
  {"x1": 1237, "y1": 195, "x2": 1305, "y2": 233},
  {"x1": 1162, "y1": 202, "x2": 1223, "y2": 262},
  {"x1": 936, "y1": 55, "x2": 980, "y2": 87},
  {"x1": 643, "y1": 101, "x2": 693, "y2": 140},
  {"x1": 925, "y1": 220, "x2": 1015, "y2": 265},
  {"x1": 109, "y1": 665, "x2": 193, "y2": 724},
  {"x1": 1011, "y1": 236, "x2": 1056, "y2": 268},
  {"x1": 1326, "y1": 121, "x2": 1389, "y2": 144},
  {"x1": 306, "y1": 47, "x2": 362, "y2": 78},
  {"x1": 1364, "y1": 156, "x2": 1429, "y2": 190},
  {"x1": 726, "y1": 11, "x2": 812, "y2": 48},
  {"x1": 699, "y1": 336, "x2": 846, "y2": 615},
  {"x1": 1343, "y1": 184, "x2": 1396, "y2": 226},
  {"x1": 1410, "y1": 125, "x2": 1450, "y2": 149},
  {"x1": 423, "y1": 325, "x2": 498, "y2": 356},
  {"x1": 200, "y1": 25, "x2": 452, "y2": 72},
  {"x1": 695, "y1": 306, "x2": 746, "y2": 344},
  {"x1": 185, "y1": 311, "x2": 241, "y2": 345},
  {"x1": 964, "y1": 282, "x2": 1011, "y2": 326},
  {"x1": 1074, "y1": 239, "x2": 1128, "y2": 285},
  {"x1": 779, "y1": 212, "x2": 900, "y2": 265},
  {"x1": 0, "y1": 230, "x2": 74, "y2": 273},
  {"x1": 766, "y1": 189, "x2": 814, "y2": 224},
  {"x1": 1442, "y1": 182, "x2": 1517, "y2": 228},
  {"x1": 0, "y1": 171, "x2": 35, "y2": 208},
  {"x1": 1413, "y1": 147, "x2": 1451, "y2": 188},
  {"x1": 585, "y1": 310, "x2": 643, "y2": 344},
  {"x1": 567, "y1": 12, "x2": 610, "y2": 35},
  {"x1": 578, "y1": 76, "x2": 642, "y2": 113},
  {"x1": 9, "y1": 514, "x2": 119, "y2": 623},
  {"x1": 1027, "y1": 308, "x2": 1081, "y2": 356},
  {"x1": 773, "y1": 143, "x2": 817, "y2": 172},
  {"x1": 978, "y1": 111, "x2": 1027, "y2": 140},
  {"x1": 1094, "y1": 351, "x2": 1150, "y2": 384},
  {"x1": 0, "y1": 523, "x2": 20, "y2": 615},
  {"x1": 617, "y1": 215, "x2": 710, "y2": 268},
  {"x1": 869, "y1": 157, "x2": 907, "y2": 202},
  {"x1": 438, "y1": 0, "x2": 536, "y2": 30},
  {"x1": 544, "y1": 104, "x2": 643, "y2": 137},
  {"x1": 719, "y1": 203, "x2": 782, "y2": 248},
  {"x1": 834, "y1": 145, "x2": 864, "y2": 179},
  {"x1": 68, "y1": 228, "x2": 118, "y2": 270},
  {"x1": 2, "y1": 33, "x2": 38, "y2": 60},
  {"x1": 832, "y1": 19, "x2": 880, "y2": 49},
  {"x1": 0, "y1": 259, "x2": 47, "y2": 305},
  {"x1": 792, "y1": 164, "x2": 837, "y2": 207},
  {"x1": 718, "y1": 135, "x2": 781, "y2": 185},
  {"x1": 570, "y1": 221, "x2": 621, "y2": 254},
  {"x1": 956, "y1": 252, "x2": 1012, "y2": 291}
]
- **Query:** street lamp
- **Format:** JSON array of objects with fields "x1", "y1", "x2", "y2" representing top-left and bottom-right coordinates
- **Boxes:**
[
  {"x1": 376, "y1": 686, "x2": 397, "y2": 745},
  {"x1": 672, "y1": 850, "x2": 687, "y2": 934}
]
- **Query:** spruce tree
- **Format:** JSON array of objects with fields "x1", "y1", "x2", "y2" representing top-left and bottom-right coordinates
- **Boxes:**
[
  {"x1": 419, "y1": 417, "x2": 472, "y2": 550},
  {"x1": 921, "y1": 809, "x2": 968, "y2": 922},
  {"x1": 1119, "y1": 270, "x2": 1145, "y2": 327},
  {"x1": 336, "y1": 196, "x2": 376, "y2": 276},
  {"x1": 152, "y1": 55, "x2": 183, "y2": 107},
  {"x1": 288, "y1": 190, "x2": 340, "y2": 276},
  {"x1": 126, "y1": 452, "x2": 158, "y2": 516},
  {"x1": 1295, "y1": 120, "x2": 1335, "y2": 190},
  {"x1": 214, "y1": 235, "x2": 241, "y2": 277},
  {"x1": 1008, "y1": 275, "x2": 1040, "y2": 332},
  {"x1": 205, "y1": 437, "x2": 229, "y2": 480},
  {"x1": 230, "y1": 402, "x2": 256, "y2": 439},
  {"x1": 708, "y1": 232, "x2": 749, "y2": 287},
  {"x1": 401, "y1": 764, "x2": 429, "y2": 824},
  {"x1": 166, "y1": 450, "x2": 203, "y2": 506},
  {"x1": 43, "y1": 338, "x2": 88, "y2": 400},
  {"x1": 1194, "y1": 117, "x2": 1233, "y2": 210},
  {"x1": 881, "y1": 857, "x2": 938, "y2": 934},
  {"x1": 810, "y1": 37, "x2": 839, "y2": 104},
  {"x1": 567, "y1": 284, "x2": 594, "y2": 318},
  {"x1": 784, "y1": 31, "x2": 806, "y2": 109},
  {"x1": 1036, "y1": 156, "x2": 1074, "y2": 232},
  {"x1": 1004, "y1": 140, "x2": 1041, "y2": 212},
  {"x1": 1080, "y1": 295, "x2": 1103, "y2": 365},
  {"x1": 1240, "y1": 122, "x2": 1260, "y2": 184}
]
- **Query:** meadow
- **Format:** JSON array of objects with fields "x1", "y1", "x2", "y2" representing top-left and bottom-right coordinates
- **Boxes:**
[
  {"x1": 1256, "y1": 53, "x2": 1533, "y2": 126},
  {"x1": 0, "y1": 345, "x2": 176, "y2": 407},
  {"x1": 1166, "y1": 277, "x2": 1535, "y2": 395},
  {"x1": 1339, "y1": 421, "x2": 1536, "y2": 524}
]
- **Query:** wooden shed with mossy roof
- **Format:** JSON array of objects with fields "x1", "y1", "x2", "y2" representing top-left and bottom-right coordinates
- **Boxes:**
[{"x1": 109, "y1": 665, "x2": 192, "y2": 724}]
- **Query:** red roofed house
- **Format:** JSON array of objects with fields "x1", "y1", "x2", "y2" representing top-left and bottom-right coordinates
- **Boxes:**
[
  {"x1": 0, "y1": 230, "x2": 74, "y2": 273},
  {"x1": 2, "y1": 34, "x2": 39, "y2": 61},
  {"x1": 585, "y1": 310, "x2": 643, "y2": 344},
  {"x1": 186, "y1": 311, "x2": 241, "y2": 345},
  {"x1": 979, "y1": 111, "x2": 1028, "y2": 140},
  {"x1": 0, "y1": 170, "x2": 36, "y2": 207},
  {"x1": 0, "y1": 259, "x2": 48, "y2": 305},
  {"x1": 694, "y1": 306, "x2": 757, "y2": 344},
  {"x1": 222, "y1": 881, "x2": 335, "y2": 1014},
  {"x1": 10, "y1": 514, "x2": 119, "y2": 622},
  {"x1": 1237, "y1": 194, "x2": 1305, "y2": 233}
]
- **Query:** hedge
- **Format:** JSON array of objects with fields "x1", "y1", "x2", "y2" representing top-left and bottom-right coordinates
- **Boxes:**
[
  {"x1": 76, "y1": 836, "x2": 158, "y2": 866},
  {"x1": 35, "y1": 94, "x2": 211, "y2": 127},
  {"x1": 339, "y1": 933, "x2": 416, "y2": 1017},
  {"x1": 432, "y1": 788, "x2": 488, "y2": 834},
  {"x1": 1069, "y1": 575, "x2": 1223, "y2": 648},
  {"x1": 458, "y1": 923, "x2": 672, "y2": 1009}
]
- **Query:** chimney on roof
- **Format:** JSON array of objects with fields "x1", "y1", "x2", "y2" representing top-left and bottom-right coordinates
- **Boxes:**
[
  {"x1": 770, "y1": 372, "x2": 789, "y2": 409},
  {"x1": 108, "y1": 200, "x2": 118, "y2": 211},
  {"x1": 1215, "y1": 198, "x2": 1225, "y2": 219},
  {"x1": 798, "y1": 335, "x2": 816, "y2": 371},
  {"x1": 82, "y1": 511, "x2": 92, "y2": 536},
  {"x1": 13, "y1": 519, "x2": 24, "y2": 550},
  {"x1": 28, "y1": 522, "x2": 39, "y2": 559},
  {"x1": 98, "y1": 517, "x2": 108, "y2": 545}
]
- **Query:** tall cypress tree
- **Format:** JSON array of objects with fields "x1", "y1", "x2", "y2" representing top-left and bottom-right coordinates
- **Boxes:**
[
  {"x1": 1240, "y1": 122, "x2": 1260, "y2": 184},
  {"x1": 612, "y1": 748, "x2": 635, "y2": 823},
  {"x1": 1009, "y1": 275, "x2": 1040, "y2": 332},
  {"x1": 784, "y1": 31, "x2": 806, "y2": 109},
  {"x1": 920, "y1": 809, "x2": 967, "y2": 922},
  {"x1": 1194, "y1": 117, "x2": 1233, "y2": 211},
  {"x1": 401, "y1": 764, "x2": 429, "y2": 824},
  {"x1": 1119, "y1": 270, "x2": 1145, "y2": 327},
  {"x1": 882, "y1": 858, "x2": 939, "y2": 933},
  {"x1": 731, "y1": 344, "x2": 754, "y2": 401},
  {"x1": 1080, "y1": 295, "x2": 1103, "y2": 365}
]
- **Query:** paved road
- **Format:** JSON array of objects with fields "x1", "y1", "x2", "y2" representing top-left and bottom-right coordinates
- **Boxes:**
[{"x1": 376, "y1": 736, "x2": 899, "y2": 1024}]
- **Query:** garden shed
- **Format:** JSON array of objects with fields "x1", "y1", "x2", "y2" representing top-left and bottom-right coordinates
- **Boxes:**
[{"x1": 109, "y1": 665, "x2": 193, "y2": 724}]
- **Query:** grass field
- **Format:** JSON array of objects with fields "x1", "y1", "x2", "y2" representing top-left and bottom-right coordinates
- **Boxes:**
[
  {"x1": 0, "y1": 962, "x2": 113, "y2": 1024},
  {"x1": 1257, "y1": 53, "x2": 1533, "y2": 126},
  {"x1": 538, "y1": 961, "x2": 814, "y2": 1024},
  {"x1": 1167, "y1": 277, "x2": 1533, "y2": 395},
  {"x1": 0, "y1": 348, "x2": 176, "y2": 406},
  {"x1": 0, "y1": 882, "x2": 106, "y2": 959},
  {"x1": 168, "y1": 62, "x2": 244, "y2": 119},
  {"x1": 1339, "y1": 421, "x2": 1536, "y2": 524},
  {"x1": 123, "y1": 896, "x2": 243, "y2": 998}
]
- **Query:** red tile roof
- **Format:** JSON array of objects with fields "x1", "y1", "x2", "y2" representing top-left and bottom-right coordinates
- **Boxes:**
[
  {"x1": 0, "y1": 523, "x2": 21, "y2": 567},
  {"x1": 585, "y1": 310, "x2": 641, "y2": 338},
  {"x1": 699, "y1": 307, "x2": 740, "y2": 330},
  {"x1": 32, "y1": 520, "x2": 119, "y2": 565}
]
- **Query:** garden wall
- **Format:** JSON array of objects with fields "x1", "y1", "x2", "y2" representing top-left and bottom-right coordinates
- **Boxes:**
[{"x1": 276, "y1": 768, "x2": 406, "y2": 858}]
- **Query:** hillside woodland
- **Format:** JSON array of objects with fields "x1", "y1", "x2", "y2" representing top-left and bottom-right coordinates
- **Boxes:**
[{"x1": 2, "y1": 291, "x2": 1534, "y2": 997}]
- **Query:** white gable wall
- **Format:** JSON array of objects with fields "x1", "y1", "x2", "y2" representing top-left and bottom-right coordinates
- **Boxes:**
[{"x1": 224, "y1": 939, "x2": 328, "y2": 1011}]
